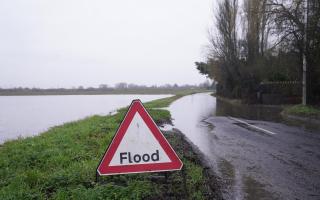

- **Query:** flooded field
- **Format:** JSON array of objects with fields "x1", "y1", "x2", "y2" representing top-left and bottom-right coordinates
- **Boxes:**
[{"x1": 0, "y1": 94, "x2": 171, "y2": 143}]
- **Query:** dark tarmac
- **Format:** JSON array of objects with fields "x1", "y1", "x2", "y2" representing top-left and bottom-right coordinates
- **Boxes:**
[{"x1": 168, "y1": 93, "x2": 320, "y2": 200}]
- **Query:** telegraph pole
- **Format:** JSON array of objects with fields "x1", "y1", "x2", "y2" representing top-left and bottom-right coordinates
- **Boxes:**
[{"x1": 302, "y1": 0, "x2": 308, "y2": 105}]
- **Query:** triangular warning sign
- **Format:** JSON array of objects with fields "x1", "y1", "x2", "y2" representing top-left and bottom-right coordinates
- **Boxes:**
[{"x1": 97, "y1": 99, "x2": 183, "y2": 175}]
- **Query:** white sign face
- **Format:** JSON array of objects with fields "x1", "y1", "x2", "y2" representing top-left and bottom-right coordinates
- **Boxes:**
[
  {"x1": 109, "y1": 112, "x2": 170, "y2": 166},
  {"x1": 97, "y1": 100, "x2": 183, "y2": 175}
]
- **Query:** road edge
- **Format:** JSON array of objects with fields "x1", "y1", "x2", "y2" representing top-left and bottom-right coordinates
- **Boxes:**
[{"x1": 170, "y1": 128, "x2": 224, "y2": 200}]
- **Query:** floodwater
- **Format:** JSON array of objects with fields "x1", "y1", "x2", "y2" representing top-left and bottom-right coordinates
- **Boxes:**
[
  {"x1": 215, "y1": 99, "x2": 283, "y2": 122},
  {"x1": 168, "y1": 93, "x2": 218, "y2": 154},
  {"x1": 168, "y1": 93, "x2": 284, "y2": 161},
  {"x1": 168, "y1": 93, "x2": 320, "y2": 200},
  {"x1": 0, "y1": 94, "x2": 171, "y2": 143}
]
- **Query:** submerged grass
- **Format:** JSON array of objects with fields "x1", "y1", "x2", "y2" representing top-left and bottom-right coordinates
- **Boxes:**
[{"x1": 0, "y1": 93, "x2": 214, "y2": 199}]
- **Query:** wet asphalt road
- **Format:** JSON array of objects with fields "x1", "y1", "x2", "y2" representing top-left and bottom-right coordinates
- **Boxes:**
[{"x1": 168, "y1": 93, "x2": 320, "y2": 200}]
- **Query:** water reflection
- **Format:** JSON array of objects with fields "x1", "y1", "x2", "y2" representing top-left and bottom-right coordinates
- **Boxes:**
[
  {"x1": 215, "y1": 98, "x2": 283, "y2": 122},
  {"x1": 169, "y1": 93, "x2": 216, "y2": 155},
  {"x1": 0, "y1": 94, "x2": 171, "y2": 143},
  {"x1": 169, "y1": 93, "x2": 285, "y2": 133},
  {"x1": 215, "y1": 98, "x2": 320, "y2": 131}
]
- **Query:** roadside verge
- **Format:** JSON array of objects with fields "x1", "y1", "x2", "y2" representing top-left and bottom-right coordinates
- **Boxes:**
[{"x1": 281, "y1": 104, "x2": 320, "y2": 124}]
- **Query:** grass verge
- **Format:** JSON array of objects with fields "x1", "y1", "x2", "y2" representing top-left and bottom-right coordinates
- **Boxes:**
[
  {"x1": 283, "y1": 104, "x2": 320, "y2": 119},
  {"x1": 0, "y1": 93, "x2": 219, "y2": 199}
]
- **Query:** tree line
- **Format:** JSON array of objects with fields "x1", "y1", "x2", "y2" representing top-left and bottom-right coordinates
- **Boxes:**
[
  {"x1": 196, "y1": 0, "x2": 319, "y2": 104},
  {"x1": 0, "y1": 81, "x2": 212, "y2": 91},
  {"x1": 0, "y1": 81, "x2": 213, "y2": 95}
]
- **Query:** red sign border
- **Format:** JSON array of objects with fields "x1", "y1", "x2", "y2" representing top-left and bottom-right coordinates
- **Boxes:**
[{"x1": 97, "y1": 99, "x2": 183, "y2": 175}]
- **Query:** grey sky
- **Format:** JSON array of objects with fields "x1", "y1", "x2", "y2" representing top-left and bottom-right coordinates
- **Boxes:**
[{"x1": 0, "y1": 0, "x2": 213, "y2": 88}]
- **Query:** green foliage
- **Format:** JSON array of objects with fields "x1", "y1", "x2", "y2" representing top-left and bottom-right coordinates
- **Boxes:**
[
  {"x1": 143, "y1": 93, "x2": 187, "y2": 108},
  {"x1": 0, "y1": 95, "x2": 212, "y2": 199},
  {"x1": 195, "y1": 62, "x2": 211, "y2": 77},
  {"x1": 185, "y1": 160, "x2": 205, "y2": 200},
  {"x1": 284, "y1": 105, "x2": 320, "y2": 118}
]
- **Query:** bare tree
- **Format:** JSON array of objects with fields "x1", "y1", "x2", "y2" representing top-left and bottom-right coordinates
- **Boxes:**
[{"x1": 267, "y1": 0, "x2": 320, "y2": 103}]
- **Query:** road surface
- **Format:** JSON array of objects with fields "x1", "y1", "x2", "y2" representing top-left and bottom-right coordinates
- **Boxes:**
[{"x1": 168, "y1": 93, "x2": 320, "y2": 200}]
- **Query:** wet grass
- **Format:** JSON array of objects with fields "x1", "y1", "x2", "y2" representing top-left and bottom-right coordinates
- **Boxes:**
[
  {"x1": 0, "y1": 94, "x2": 216, "y2": 199},
  {"x1": 284, "y1": 104, "x2": 320, "y2": 119},
  {"x1": 143, "y1": 93, "x2": 188, "y2": 108}
]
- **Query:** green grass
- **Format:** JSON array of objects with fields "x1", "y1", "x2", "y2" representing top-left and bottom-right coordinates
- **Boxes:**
[
  {"x1": 284, "y1": 104, "x2": 320, "y2": 118},
  {"x1": 0, "y1": 94, "x2": 212, "y2": 199},
  {"x1": 143, "y1": 93, "x2": 188, "y2": 108}
]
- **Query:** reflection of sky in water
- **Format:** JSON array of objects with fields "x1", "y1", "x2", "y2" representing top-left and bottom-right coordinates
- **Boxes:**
[
  {"x1": 169, "y1": 93, "x2": 217, "y2": 155},
  {"x1": 0, "y1": 95, "x2": 171, "y2": 143}
]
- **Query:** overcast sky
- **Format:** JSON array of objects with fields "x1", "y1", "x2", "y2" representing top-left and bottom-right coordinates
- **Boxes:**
[{"x1": 0, "y1": 0, "x2": 213, "y2": 88}]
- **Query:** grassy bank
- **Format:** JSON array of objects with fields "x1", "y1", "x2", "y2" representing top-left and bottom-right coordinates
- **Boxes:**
[
  {"x1": 283, "y1": 104, "x2": 320, "y2": 120},
  {"x1": 0, "y1": 94, "x2": 219, "y2": 199}
]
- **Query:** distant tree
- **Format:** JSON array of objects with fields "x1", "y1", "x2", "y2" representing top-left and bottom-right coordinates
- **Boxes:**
[
  {"x1": 128, "y1": 83, "x2": 139, "y2": 89},
  {"x1": 199, "y1": 80, "x2": 212, "y2": 89},
  {"x1": 99, "y1": 84, "x2": 109, "y2": 89},
  {"x1": 115, "y1": 82, "x2": 128, "y2": 89},
  {"x1": 150, "y1": 85, "x2": 157, "y2": 88}
]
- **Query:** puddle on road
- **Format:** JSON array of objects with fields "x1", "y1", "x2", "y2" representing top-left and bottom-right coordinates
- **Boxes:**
[
  {"x1": 217, "y1": 158, "x2": 276, "y2": 200},
  {"x1": 218, "y1": 158, "x2": 235, "y2": 185},
  {"x1": 217, "y1": 158, "x2": 239, "y2": 199},
  {"x1": 244, "y1": 176, "x2": 275, "y2": 200}
]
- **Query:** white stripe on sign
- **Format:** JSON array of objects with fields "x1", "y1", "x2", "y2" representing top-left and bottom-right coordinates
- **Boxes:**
[{"x1": 228, "y1": 117, "x2": 277, "y2": 135}]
